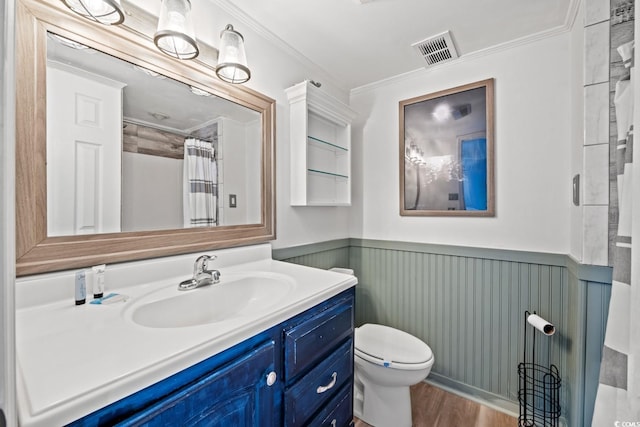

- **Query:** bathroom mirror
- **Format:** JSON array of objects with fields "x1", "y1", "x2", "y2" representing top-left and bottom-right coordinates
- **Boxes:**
[
  {"x1": 46, "y1": 35, "x2": 262, "y2": 235},
  {"x1": 16, "y1": 0, "x2": 275, "y2": 276}
]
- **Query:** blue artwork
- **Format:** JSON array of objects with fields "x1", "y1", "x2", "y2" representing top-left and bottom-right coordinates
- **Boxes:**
[{"x1": 460, "y1": 138, "x2": 487, "y2": 211}]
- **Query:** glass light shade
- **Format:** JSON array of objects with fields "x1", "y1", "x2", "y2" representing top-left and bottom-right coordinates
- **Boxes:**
[
  {"x1": 215, "y1": 24, "x2": 251, "y2": 84},
  {"x1": 61, "y1": 0, "x2": 125, "y2": 25},
  {"x1": 154, "y1": 0, "x2": 199, "y2": 60}
]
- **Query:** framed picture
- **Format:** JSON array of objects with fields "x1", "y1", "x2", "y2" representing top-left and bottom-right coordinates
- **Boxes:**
[{"x1": 399, "y1": 78, "x2": 494, "y2": 217}]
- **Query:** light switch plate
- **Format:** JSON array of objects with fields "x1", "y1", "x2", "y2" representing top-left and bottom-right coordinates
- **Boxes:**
[{"x1": 229, "y1": 194, "x2": 237, "y2": 208}]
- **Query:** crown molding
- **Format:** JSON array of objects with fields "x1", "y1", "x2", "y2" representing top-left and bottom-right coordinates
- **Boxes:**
[{"x1": 563, "y1": 0, "x2": 582, "y2": 32}]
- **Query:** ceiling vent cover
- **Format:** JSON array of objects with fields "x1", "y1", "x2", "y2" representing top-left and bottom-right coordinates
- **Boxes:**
[{"x1": 412, "y1": 31, "x2": 458, "y2": 67}]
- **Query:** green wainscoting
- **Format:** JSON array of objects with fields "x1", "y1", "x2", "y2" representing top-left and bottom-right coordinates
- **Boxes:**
[
  {"x1": 273, "y1": 239, "x2": 612, "y2": 427},
  {"x1": 272, "y1": 239, "x2": 350, "y2": 270}
]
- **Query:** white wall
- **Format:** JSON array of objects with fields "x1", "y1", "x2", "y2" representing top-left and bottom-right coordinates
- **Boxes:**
[
  {"x1": 570, "y1": 1, "x2": 585, "y2": 261},
  {"x1": 245, "y1": 120, "x2": 261, "y2": 224},
  {"x1": 350, "y1": 33, "x2": 574, "y2": 254},
  {"x1": 121, "y1": 153, "x2": 183, "y2": 232},
  {"x1": 219, "y1": 117, "x2": 257, "y2": 226}
]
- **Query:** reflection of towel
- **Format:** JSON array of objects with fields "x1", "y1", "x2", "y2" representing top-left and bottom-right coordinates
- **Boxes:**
[
  {"x1": 183, "y1": 138, "x2": 218, "y2": 227},
  {"x1": 617, "y1": 40, "x2": 634, "y2": 68}
]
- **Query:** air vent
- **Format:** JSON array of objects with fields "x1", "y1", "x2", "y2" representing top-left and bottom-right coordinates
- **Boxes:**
[{"x1": 412, "y1": 31, "x2": 459, "y2": 67}]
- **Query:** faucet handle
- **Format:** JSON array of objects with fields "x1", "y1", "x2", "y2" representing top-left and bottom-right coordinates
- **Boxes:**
[
  {"x1": 206, "y1": 269, "x2": 221, "y2": 283},
  {"x1": 193, "y1": 254, "x2": 217, "y2": 276}
]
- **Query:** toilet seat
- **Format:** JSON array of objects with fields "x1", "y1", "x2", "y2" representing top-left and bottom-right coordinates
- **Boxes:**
[{"x1": 355, "y1": 324, "x2": 434, "y2": 370}]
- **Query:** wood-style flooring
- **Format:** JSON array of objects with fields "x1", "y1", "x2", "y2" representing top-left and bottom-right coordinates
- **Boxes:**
[{"x1": 354, "y1": 382, "x2": 517, "y2": 427}]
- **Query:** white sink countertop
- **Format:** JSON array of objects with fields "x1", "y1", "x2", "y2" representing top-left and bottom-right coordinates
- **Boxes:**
[{"x1": 15, "y1": 244, "x2": 357, "y2": 427}]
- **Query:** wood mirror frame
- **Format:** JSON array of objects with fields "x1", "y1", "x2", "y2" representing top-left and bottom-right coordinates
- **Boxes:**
[{"x1": 15, "y1": 0, "x2": 276, "y2": 276}]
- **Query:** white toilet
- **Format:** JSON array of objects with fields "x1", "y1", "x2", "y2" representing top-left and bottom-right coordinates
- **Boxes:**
[{"x1": 353, "y1": 323, "x2": 434, "y2": 427}]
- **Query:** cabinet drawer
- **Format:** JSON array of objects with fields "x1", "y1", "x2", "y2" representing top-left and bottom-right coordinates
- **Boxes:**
[
  {"x1": 284, "y1": 296, "x2": 353, "y2": 380},
  {"x1": 307, "y1": 384, "x2": 353, "y2": 427},
  {"x1": 284, "y1": 339, "x2": 353, "y2": 427}
]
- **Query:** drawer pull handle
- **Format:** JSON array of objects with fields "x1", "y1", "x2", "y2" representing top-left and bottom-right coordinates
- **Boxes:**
[
  {"x1": 266, "y1": 371, "x2": 277, "y2": 386},
  {"x1": 316, "y1": 372, "x2": 337, "y2": 394}
]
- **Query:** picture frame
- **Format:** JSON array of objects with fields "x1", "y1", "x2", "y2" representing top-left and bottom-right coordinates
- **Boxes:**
[{"x1": 399, "y1": 78, "x2": 495, "y2": 217}]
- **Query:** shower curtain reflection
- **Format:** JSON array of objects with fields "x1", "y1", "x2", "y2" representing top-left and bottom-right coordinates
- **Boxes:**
[{"x1": 183, "y1": 138, "x2": 218, "y2": 227}]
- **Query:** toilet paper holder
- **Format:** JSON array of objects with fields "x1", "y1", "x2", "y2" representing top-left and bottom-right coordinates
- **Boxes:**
[
  {"x1": 527, "y1": 312, "x2": 555, "y2": 336},
  {"x1": 518, "y1": 310, "x2": 561, "y2": 427}
]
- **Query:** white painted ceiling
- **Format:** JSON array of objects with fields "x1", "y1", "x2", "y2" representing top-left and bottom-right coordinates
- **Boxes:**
[{"x1": 217, "y1": 0, "x2": 576, "y2": 90}]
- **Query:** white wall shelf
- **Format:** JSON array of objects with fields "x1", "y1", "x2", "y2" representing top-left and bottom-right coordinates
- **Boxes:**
[{"x1": 286, "y1": 81, "x2": 356, "y2": 206}]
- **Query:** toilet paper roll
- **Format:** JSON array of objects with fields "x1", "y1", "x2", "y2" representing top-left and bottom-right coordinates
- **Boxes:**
[{"x1": 527, "y1": 314, "x2": 555, "y2": 336}]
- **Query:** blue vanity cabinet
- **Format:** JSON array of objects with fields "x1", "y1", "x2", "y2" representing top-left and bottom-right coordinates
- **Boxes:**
[
  {"x1": 68, "y1": 330, "x2": 282, "y2": 427},
  {"x1": 307, "y1": 383, "x2": 354, "y2": 427},
  {"x1": 116, "y1": 340, "x2": 278, "y2": 426},
  {"x1": 68, "y1": 288, "x2": 355, "y2": 427},
  {"x1": 283, "y1": 289, "x2": 355, "y2": 427}
]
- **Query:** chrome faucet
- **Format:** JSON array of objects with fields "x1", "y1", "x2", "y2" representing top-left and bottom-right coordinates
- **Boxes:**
[{"x1": 178, "y1": 254, "x2": 221, "y2": 291}]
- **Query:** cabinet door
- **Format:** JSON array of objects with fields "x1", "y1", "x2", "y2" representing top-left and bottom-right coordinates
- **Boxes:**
[{"x1": 117, "y1": 340, "x2": 278, "y2": 427}]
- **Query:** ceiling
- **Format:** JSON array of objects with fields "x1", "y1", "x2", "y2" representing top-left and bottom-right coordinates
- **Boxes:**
[{"x1": 217, "y1": 0, "x2": 577, "y2": 90}]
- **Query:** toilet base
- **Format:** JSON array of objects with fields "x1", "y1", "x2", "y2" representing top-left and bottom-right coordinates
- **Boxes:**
[{"x1": 354, "y1": 371, "x2": 412, "y2": 427}]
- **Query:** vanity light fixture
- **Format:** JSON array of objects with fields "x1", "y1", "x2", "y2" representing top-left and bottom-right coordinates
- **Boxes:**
[
  {"x1": 215, "y1": 24, "x2": 251, "y2": 84},
  {"x1": 61, "y1": 0, "x2": 125, "y2": 25},
  {"x1": 48, "y1": 33, "x2": 90, "y2": 50},
  {"x1": 154, "y1": 0, "x2": 199, "y2": 60},
  {"x1": 132, "y1": 64, "x2": 166, "y2": 79},
  {"x1": 189, "y1": 86, "x2": 212, "y2": 97},
  {"x1": 432, "y1": 103, "x2": 451, "y2": 122}
]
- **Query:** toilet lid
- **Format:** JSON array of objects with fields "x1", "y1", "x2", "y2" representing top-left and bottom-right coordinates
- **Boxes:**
[{"x1": 355, "y1": 324, "x2": 433, "y2": 367}]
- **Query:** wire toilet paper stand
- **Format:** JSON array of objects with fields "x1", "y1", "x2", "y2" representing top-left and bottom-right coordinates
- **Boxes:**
[{"x1": 518, "y1": 310, "x2": 561, "y2": 427}]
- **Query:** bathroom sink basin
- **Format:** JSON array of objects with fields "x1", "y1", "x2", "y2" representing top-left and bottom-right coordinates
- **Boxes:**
[{"x1": 128, "y1": 272, "x2": 295, "y2": 328}]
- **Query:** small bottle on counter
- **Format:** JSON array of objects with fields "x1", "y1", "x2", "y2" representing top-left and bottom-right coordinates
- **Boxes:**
[
  {"x1": 75, "y1": 270, "x2": 86, "y2": 305},
  {"x1": 92, "y1": 264, "x2": 106, "y2": 299}
]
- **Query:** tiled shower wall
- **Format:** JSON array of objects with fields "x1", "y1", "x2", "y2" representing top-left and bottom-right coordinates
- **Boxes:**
[
  {"x1": 582, "y1": 0, "x2": 635, "y2": 266},
  {"x1": 583, "y1": 0, "x2": 611, "y2": 266},
  {"x1": 608, "y1": 0, "x2": 634, "y2": 264}
]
